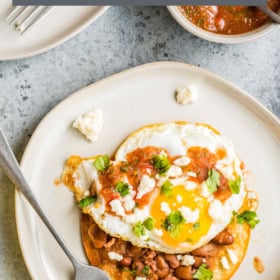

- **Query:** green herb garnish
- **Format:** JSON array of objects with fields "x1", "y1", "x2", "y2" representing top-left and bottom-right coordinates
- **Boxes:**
[
  {"x1": 78, "y1": 196, "x2": 97, "y2": 208},
  {"x1": 162, "y1": 210, "x2": 186, "y2": 238},
  {"x1": 143, "y1": 217, "x2": 155, "y2": 231},
  {"x1": 193, "y1": 222, "x2": 200, "y2": 231},
  {"x1": 152, "y1": 154, "x2": 171, "y2": 175},
  {"x1": 93, "y1": 155, "x2": 110, "y2": 172},
  {"x1": 206, "y1": 169, "x2": 220, "y2": 194},
  {"x1": 133, "y1": 221, "x2": 146, "y2": 236},
  {"x1": 115, "y1": 181, "x2": 130, "y2": 197},
  {"x1": 229, "y1": 176, "x2": 241, "y2": 194},
  {"x1": 193, "y1": 264, "x2": 213, "y2": 280},
  {"x1": 161, "y1": 180, "x2": 173, "y2": 197},
  {"x1": 236, "y1": 210, "x2": 260, "y2": 229},
  {"x1": 142, "y1": 265, "x2": 150, "y2": 276}
]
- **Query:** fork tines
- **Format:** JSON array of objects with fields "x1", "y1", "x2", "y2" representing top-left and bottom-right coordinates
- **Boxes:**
[{"x1": 5, "y1": 6, "x2": 54, "y2": 35}]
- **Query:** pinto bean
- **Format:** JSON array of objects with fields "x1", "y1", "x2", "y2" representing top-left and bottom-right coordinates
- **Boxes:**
[
  {"x1": 120, "y1": 256, "x2": 132, "y2": 267},
  {"x1": 104, "y1": 237, "x2": 116, "y2": 249},
  {"x1": 163, "y1": 275, "x2": 179, "y2": 280},
  {"x1": 191, "y1": 243, "x2": 217, "y2": 257},
  {"x1": 149, "y1": 274, "x2": 159, "y2": 280},
  {"x1": 127, "y1": 244, "x2": 145, "y2": 258},
  {"x1": 88, "y1": 224, "x2": 107, "y2": 249},
  {"x1": 111, "y1": 239, "x2": 127, "y2": 255},
  {"x1": 146, "y1": 250, "x2": 157, "y2": 259},
  {"x1": 174, "y1": 266, "x2": 193, "y2": 280},
  {"x1": 132, "y1": 260, "x2": 145, "y2": 276},
  {"x1": 164, "y1": 254, "x2": 180, "y2": 269},
  {"x1": 193, "y1": 256, "x2": 204, "y2": 268},
  {"x1": 212, "y1": 230, "x2": 234, "y2": 245},
  {"x1": 144, "y1": 258, "x2": 157, "y2": 271},
  {"x1": 155, "y1": 255, "x2": 170, "y2": 278}
]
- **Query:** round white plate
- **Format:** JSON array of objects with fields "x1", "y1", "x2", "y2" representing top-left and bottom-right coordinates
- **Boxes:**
[
  {"x1": 0, "y1": 1, "x2": 109, "y2": 60},
  {"x1": 16, "y1": 62, "x2": 280, "y2": 280}
]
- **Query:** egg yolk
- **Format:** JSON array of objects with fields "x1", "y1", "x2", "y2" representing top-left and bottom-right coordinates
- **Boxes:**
[{"x1": 150, "y1": 185, "x2": 212, "y2": 247}]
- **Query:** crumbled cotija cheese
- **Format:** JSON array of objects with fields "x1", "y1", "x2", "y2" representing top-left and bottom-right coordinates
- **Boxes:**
[
  {"x1": 181, "y1": 255, "x2": 195, "y2": 266},
  {"x1": 108, "y1": 251, "x2": 123, "y2": 261},
  {"x1": 176, "y1": 87, "x2": 198, "y2": 105},
  {"x1": 73, "y1": 109, "x2": 103, "y2": 142},
  {"x1": 136, "y1": 175, "x2": 155, "y2": 199}
]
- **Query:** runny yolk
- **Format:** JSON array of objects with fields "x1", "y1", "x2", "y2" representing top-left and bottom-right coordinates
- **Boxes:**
[{"x1": 150, "y1": 185, "x2": 212, "y2": 247}]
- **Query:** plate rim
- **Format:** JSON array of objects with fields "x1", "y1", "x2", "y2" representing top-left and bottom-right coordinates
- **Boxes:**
[
  {"x1": 0, "y1": 6, "x2": 109, "y2": 61},
  {"x1": 15, "y1": 61, "x2": 280, "y2": 279}
]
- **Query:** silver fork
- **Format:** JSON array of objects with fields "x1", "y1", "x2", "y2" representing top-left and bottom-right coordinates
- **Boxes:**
[
  {"x1": 0, "y1": 129, "x2": 110, "y2": 280},
  {"x1": 5, "y1": 6, "x2": 54, "y2": 34}
]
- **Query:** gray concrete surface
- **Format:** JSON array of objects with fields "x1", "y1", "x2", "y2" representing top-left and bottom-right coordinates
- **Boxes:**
[{"x1": 0, "y1": 6, "x2": 279, "y2": 280}]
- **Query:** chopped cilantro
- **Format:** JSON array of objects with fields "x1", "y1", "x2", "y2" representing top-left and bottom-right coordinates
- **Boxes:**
[
  {"x1": 152, "y1": 155, "x2": 171, "y2": 175},
  {"x1": 229, "y1": 176, "x2": 241, "y2": 194},
  {"x1": 115, "y1": 181, "x2": 130, "y2": 197},
  {"x1": 133, "y1": 221, "x2": 146, "y2": 236},
  {"x1": 193, "y1": 222, "x2": 200, "y2": 231},
  {"x1": 142, "y1": 265, "x2": 150, "y2": 276},
  {"x1": 93, "y1": 155, "x2": 110, "y2": 172},
  {"x1": 120, "y1": 162, "x2": 129, "y2": 172},
  {"x1": 193, "y1": 264, "x2": 213, "y2": 280},
  {"x1": 162, "y1": 210, "x2": 186, "y2": 238},
  {"x1": 161, "y1": 180, "x2": 173, "y2": 197},
  {"x1": 236, "y1": 210, "x2": 260, "y2": 229},
  {"x1": 143, "y1": 217, "x2": 155, "y2": 231},
  {"x1": 206, "y1": 169, "x2": 220, "y2": 194},
  {"x1": 78, "y1": 196, "x2": 97, "y2": 208}
]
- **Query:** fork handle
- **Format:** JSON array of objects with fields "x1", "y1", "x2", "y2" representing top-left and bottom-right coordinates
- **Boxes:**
[{"x1": 0, "y1": 128, "x2": 78, "y2": 267}]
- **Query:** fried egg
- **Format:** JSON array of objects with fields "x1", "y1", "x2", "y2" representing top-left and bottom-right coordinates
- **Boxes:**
[{"x1": 62, "y1": 122, "x2": 247, "y2": 254}]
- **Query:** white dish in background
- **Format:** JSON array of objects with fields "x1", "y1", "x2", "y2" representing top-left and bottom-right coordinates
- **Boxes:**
[
  {"x1": 0, "y1": 1, "x2": 109, "y2": 60},
  {"x1": 16, "y1": 62, "x2": 280, "y2": 279},
  {"x1": 167, "y1": 6, "x2": 279, "y2": 44}
]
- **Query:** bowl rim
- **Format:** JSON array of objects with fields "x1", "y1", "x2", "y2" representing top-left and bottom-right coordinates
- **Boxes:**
[{"x1": 167, "y1": 6, "x2": 278, "y2": 44}]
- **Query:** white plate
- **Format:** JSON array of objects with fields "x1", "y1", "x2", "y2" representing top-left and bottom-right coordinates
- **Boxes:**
[
  {"x1": 0, "y1": 1, "x2": 109, "y2": 60},
  {"x1": 16, "y1": 62, "x2": 280, "y2": 280}
]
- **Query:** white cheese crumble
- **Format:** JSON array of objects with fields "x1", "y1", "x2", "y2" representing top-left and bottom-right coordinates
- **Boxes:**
[
  {"x1": 220, "y1": 256, "x2": 230, "y2": 270},
  {"x1": 176, "y1": 195, "x2": 183, "y2": 203},
  {"x1": 179, "y1": 206, "x2": 199, "y2": 223},
  {"x1": 161, "y1": 202, "x2": 171, "y2": 215},
  {"x1": 208, "y1": 199, "x2": 226, "y2": 222},
  {"x1": 123, "y1": 192, "x2": 136, "y2": 211},
  {"x1": 176, "y1": 255, "x2": 182, "y2": 261},
  {"x1": 200, "y1": 181, "x2": 211, "y2": 198},
  {"x1": 136, "y1": 175, "x2": 155, "y2": 199},
  {"x1": 166, "y1": 165, "x2": 182, "y2": 177},
  {"x1": 73, "y1": 109, "x2": 103, "y2": 142},
  {"x1": 186, "y1": 171, "x2": 197, "y2": 178},
  {"x1": 181, "y1": 255, "x2": 195, "y2": 266},
  {"x1": 108, "y1": 252, "x2": 123, "y2": 261},
  {"x1": 174, "y1": 156, "x2": 191, "y2": 166},
  {"x1": 226, "y1": 249, "x2": 238, "y2": 264},
  {"x1": 109, "y1": 199, "x2": 125, "y2": 217},
  {"x1": 176, "y1": 86, "x2": 198, "y2": 105},
  {"x1": 135, "y1": 277, "x2": 146, "y2": 280},
  {"x1": 153, "y1": 228, "x2": 163, "y2": 237},
  {"x1": 184, "y1": 181, "x2": 197, "y2": 190}
]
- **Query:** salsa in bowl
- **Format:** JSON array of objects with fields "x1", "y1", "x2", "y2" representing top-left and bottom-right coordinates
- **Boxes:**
[{"x1": 167, "y1": 2, "x2": 280, "y2": 43}]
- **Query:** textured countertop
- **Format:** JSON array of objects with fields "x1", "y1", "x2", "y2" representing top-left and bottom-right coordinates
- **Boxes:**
[{"x1": 0, "y1": 6, "x2": 279, "y2": 280}]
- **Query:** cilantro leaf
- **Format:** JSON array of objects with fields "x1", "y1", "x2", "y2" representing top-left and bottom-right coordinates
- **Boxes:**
[
  {"x1": 193, "y1": 264, "x2": 213, "y2": 280},
  {"x1": 143, "y1": 217, "x2": 155, "y2": 231},
  {"x1": 152, "y1": 155, "x2": 171, "y2": 175},
  {"x1": 93, "y1": 155, "x2": 110, "y2": 172},
  {"x1": 142, "y1": 265, "x2": 150, "y2": 276},
  {"x1": 229, "y1": 176, "x2": 241, "y2": 194},
  {"x1": 193, "y1": 222, "x2": 200, "y2": 231},
  {"x1": 78, "y1": 196, "x2": 97, "y2": 208},
  {"x1": 115, "y1": 181, "x2": 130, "y2": 197},
  {"x1": 133, "y1": 221, "x2": 146, "y2": 236},
  {"x1": 206, "y1": 169, "x2": 220, "y2": 194},
  {"x1": 161, "y1": 180, "x2": 173, "y2": 197},
  {"x1": 162, "y1": 210, "x2": 186, "y2": 238},
  {"x1": 236, "y1": 210, "x2": 260, "y2": 229}
]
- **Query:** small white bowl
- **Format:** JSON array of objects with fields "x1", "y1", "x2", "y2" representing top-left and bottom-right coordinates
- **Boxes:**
[{"x1": 167, "y1": 6, "x2": 278, "y2": 44}]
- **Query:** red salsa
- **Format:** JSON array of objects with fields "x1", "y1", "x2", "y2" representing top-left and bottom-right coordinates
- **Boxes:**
[{"x1": 180, "y1": 2, "x2": 280, "y2": 34}]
